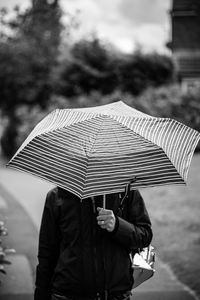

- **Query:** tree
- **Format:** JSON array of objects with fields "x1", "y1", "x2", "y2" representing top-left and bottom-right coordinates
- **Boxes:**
[
  {"x1": 58, "y1": 37, "x2": 120, "y2": 97},
  {"x1": 22, "y1": 0, "x2": 62, "y2": 66},
  {"x1": 0, "y1": 0, "x2": 63, "y2": 157},
  {"x1": 118, "y1": 51, "x2": 176, "y2": 95},
  {"x1": 58, "y1": 38, "x2": 176, "y2": 98}
]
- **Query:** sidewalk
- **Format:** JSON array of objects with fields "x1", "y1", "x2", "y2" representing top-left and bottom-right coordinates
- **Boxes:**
[
  {"x1": 0, "y1": 176, "x2": 37, "y2": 300},
  {"x1": 0, "y1": 167, "x2": 199, "y2": 300}
]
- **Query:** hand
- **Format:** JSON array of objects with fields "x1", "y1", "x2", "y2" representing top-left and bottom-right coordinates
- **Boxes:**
[{"x1": 97, "y1": 207, "x2": 116, "y2": 232}]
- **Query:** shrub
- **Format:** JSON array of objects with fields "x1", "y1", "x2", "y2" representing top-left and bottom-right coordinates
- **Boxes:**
[
  {"x1": 118, "y1": 52, "x2": 176, "y2": 96},
  {"x1": 136, "y1": 83, "x2": 200, "y2": 133},
  {"x1": 58, "y1": 39, "x2": 176, "y2": 98},
  {"x1": 3, "y1": 83, "x2": 200, "y2": 158},
  {"x1": 0, "y1": 219, "x2": 15, "y2": 283}
]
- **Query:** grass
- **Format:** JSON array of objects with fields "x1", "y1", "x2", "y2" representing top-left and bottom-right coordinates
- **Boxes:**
[{"x1": 140, "y1": 153, "x2": 200, "y2": 298}]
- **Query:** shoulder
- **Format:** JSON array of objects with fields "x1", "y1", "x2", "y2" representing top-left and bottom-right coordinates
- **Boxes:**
[
  {"x1": 129, "y1": 189, "x2": 143, "y2": 202},
  {"x1": 44, "y1": 187, "x2": 57, "y2": 208},
  {"x1": 46, "y1": 187, "x2": 58, "y2": 201},
  {"x1": 46, "y1": 187, "x2": 77, "y2": 206},
  {"x1": 127, "y1": 189, "x2": 146, "y2": 211}
]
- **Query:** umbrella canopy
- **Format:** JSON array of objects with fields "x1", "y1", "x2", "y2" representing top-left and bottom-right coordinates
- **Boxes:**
[{"x1": 7, "y1": 101, "x2": 200, "y2": 199}]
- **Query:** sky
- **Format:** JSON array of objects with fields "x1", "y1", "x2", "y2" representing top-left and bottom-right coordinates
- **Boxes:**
[{"x1": 0, "y1": 0, "x2": 172, "y2": 54}]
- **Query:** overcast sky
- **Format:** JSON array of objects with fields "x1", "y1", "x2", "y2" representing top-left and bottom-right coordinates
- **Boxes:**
[{"x1": 0, "y1": 0, "x2": 172, "y2": 53}]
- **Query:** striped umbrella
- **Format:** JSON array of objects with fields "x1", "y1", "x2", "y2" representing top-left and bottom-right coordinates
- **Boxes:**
[{"x1": 7, "y1": 101, "x2": 200, "y2": 199}]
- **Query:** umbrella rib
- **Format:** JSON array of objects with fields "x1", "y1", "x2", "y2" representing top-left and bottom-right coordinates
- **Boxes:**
[{"x1": 81, "y1": 115, "x2": 106, "y2": 195}]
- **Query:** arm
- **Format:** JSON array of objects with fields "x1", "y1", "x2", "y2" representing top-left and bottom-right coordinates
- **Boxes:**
[
  {"x1": 111, "y1": 190, "x2": 153, "y2": 251},
  {"x1": 34, "y1": 189, "x2": 60, "y2": 300}
]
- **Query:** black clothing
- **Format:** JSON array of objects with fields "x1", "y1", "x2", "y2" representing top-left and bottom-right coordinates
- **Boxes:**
[
  {"x1": 34, "y1": 188, "x2": 152, "y2": 300},
  {"x1": 51, "y1": 290, "x2": 131, "y2": 300}
]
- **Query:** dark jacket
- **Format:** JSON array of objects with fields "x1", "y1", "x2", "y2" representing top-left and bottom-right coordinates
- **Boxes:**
[{"x1": 34, "y1": 187, "x2": 153, "y2": 300}]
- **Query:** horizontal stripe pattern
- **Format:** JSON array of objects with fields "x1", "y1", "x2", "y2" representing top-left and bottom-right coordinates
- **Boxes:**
[{"x1": 7, "y1": 101, "x2": 200, "y2": 199}]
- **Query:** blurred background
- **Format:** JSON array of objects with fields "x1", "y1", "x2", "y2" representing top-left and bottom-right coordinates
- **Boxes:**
[
  {"x1": 0, "y1": 0, "x2": 200, "y2": 159},
  {"x1": 0, "y1": 0, "x2": 200, "y2": 299}
]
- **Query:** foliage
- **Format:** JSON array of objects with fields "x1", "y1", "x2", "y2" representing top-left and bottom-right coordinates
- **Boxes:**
[
  {"x1": 0, "y1": 1, "x2": 198, "y2": 159},
  {"x1": 135, "y1": 83, "x2": 200, "y2": 132},
  {"x1": 0, "y1": 1, "x2": 62, "y2": 111},
  {"x1": 0, "y1": 219, "x2": 15, "y2": 282},
  {"x1": 0, "y1": 0, "x2": 63, "y2": 157},
  {"x1": 118, "y1": 51, "x2": 176, "y2": 95},
  {"x1": 14, "y1": 84, "x2": 200, "y2": 156},
  {"x1": 58, "y1": 39, "x2": 176, "y2": 98},
  {"x1": 176, "y1": 84, "x2": 200, "y2": 132},
  {"x1": 57, "y1": 37, "x2": 120, "y2": 97}
]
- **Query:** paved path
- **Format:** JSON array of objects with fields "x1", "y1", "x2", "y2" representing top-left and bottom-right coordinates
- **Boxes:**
[{"x1": 0, "y1": 167, "x2": 199, "y2": 300}]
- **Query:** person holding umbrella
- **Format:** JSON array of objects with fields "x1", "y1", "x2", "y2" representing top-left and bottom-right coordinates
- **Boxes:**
[
  {"x1": 7, "y1": 101, "x2": 200, "y2": 299},
  {"x1": 34, "y1": 185, "x2": 153, "y2": 300}
]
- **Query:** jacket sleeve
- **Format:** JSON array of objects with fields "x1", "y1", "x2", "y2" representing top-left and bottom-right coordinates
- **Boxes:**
[
  {"x1": 111, "y1": 190, "x2": 153, "y2": 251},
  {"x1": 34, "y1": 189, "x2": 60, "y2": 300}
]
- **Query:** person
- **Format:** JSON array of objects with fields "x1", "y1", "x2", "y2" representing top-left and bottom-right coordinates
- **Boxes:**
[{"x1": 34, "y1": 186, "x2": 153, "y2": 300}]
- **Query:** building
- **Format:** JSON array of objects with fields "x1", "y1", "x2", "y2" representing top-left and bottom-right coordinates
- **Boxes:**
[{"x1": 169, "y1": 0, "x2": 200, "y2": 85}]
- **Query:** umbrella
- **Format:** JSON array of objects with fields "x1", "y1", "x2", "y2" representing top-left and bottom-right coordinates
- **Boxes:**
[{"x1": 7, "y1": 101, "x2": 200, "y2": 199}]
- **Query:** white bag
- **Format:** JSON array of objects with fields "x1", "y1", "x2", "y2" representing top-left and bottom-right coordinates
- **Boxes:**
[{"x1": 131, "y1": 245, "x2": 155, "y2": 289}]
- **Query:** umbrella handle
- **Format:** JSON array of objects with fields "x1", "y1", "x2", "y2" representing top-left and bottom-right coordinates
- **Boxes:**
[
  {"x1": 103, "y1": 194, "x2": 106, "y2": 209},
  {"x1": 102, "y1": 177, "x2": 137, "y2": 210}
]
